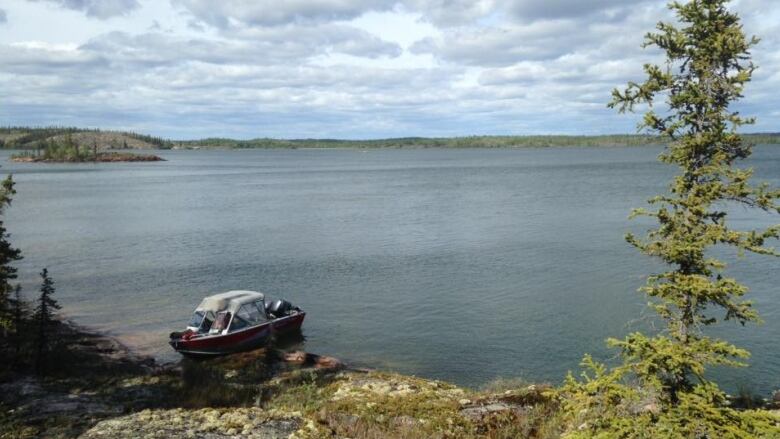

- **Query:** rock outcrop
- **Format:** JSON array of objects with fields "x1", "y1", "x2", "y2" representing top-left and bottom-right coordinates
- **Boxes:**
[{"x1": 79, "y1": 408, "x2": 300, "y2": 439}]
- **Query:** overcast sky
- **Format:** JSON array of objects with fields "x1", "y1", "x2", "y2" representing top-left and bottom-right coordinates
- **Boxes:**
[{"x1": 0, "y1": 0, "x2": 778, "y2": 139}]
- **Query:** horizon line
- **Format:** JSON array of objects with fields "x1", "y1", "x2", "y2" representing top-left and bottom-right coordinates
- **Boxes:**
[{"x1": 3, "y1": 126, "x2": 780, "y2": 143}]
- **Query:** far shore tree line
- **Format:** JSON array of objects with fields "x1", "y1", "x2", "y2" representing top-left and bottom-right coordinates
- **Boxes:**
[
  {"x1": 2, "y1": 126, "x2": 780, "y2": 151},
  {"x1": 0, "y1": 175, "x2": 62, "y2": 375}
]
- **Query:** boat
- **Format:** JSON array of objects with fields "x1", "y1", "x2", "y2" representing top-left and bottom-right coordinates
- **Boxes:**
[{"x1": 169, "y1": 290, "x2": 305, "y2": 356}]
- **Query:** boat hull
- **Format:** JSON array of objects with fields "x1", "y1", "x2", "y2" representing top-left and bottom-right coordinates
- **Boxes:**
[{"x1": 170, "y1": 312, "x2": 305, "y2": 356}]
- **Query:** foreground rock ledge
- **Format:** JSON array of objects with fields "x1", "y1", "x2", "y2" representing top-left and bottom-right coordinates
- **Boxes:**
[
  {"x1": 3, "y1": 322, "x2": 779, "y2": 438},
  {"x1": 0, "y1": 320, "x2": 563, "y2": 438}
]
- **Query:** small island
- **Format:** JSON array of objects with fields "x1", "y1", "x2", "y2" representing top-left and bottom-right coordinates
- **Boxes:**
[
  {"x1": 8, "y1": 133, "x2": 165, "y2": 163},
  {"x1": 11, "y1": 152, "x2": 165, "y2": 163}
]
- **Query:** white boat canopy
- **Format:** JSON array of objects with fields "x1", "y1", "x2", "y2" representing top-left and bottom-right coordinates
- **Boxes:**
[{"x1": 195, "y1": 290, "x2": 265, "y2": 315}]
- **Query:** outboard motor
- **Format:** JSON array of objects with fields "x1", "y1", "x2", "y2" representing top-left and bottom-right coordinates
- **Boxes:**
[{"x1": 267, "y1": 299, "x2": 293, "y2": 318}]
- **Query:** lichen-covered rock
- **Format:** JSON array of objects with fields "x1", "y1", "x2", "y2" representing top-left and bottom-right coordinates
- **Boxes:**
[
  {"x1": 78, "y1": 408, "x2": 300, "y2": 439},
  {"x1": 460, "y1": 401, "x2": 526, "y2": 422},
  {"x1": 330, "y1": 373, "x2": 462, "y2": 402}
]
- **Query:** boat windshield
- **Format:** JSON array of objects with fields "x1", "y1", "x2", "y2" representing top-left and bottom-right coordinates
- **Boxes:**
[
  {"x1": 201, "y1": 311, "x2": 216, "y2": 333},
  {"x1": 188, "y1": 311, "x2": 205, "y2": 328},
  {"x1": 229, "y1": 314, "x2": 249, "y2": 332},
  {"x1": 238, "y1": 302, "x2": 266, "y2": 324}
]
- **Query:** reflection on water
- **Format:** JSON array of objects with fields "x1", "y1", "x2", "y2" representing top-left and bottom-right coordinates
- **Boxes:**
[
  {"x1": 272, "y1": 329, "x2": 306, "y2": 351},
  {"x1": 3, "y1": 147, "x2": 779, "y2": 391}
]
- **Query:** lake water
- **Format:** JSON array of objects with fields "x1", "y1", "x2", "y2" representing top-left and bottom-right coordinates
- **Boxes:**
[{"x1": 3, "y1": 146, "x2": 779, "y2": 392}]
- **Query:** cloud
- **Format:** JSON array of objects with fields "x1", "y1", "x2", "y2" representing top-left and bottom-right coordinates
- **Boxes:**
[
  {"x1": 403, "y1": 0, "x2": 652, "y2": 27},
  {"x1": 1, "y1": 42, "x2": 104, "y2": 75},
  {"x1": 1, "y1": 0, "x2": 779, "y2": 137},
  {"x1": 75, "y1": 25, "x2": 400, "y2": 69},
  {"x1": 0, "y1": 8, "x2": 6, "y2": 24},
  {"x1": 507, "y1": 0, "x2": 650, "y2": 21},
  {"x1": 411, "y1": 1, "x2": 671, "y2": 66},
  {"x1": 411, "y1": 20, "x2": 589, "y2": 65},
  {"x1": 405, "y1": 0, "x2": 497, "y2": 26},
  {"x1": 174, "y1": 0, "x2": 391, "y2": 28},
  {"x1": 221, "y1": 23, "x2": 402, "y2": 59},
  {"x1": 33, "y1": 0, "x2": 140, "y2": 19},
  {"x1": 176, "y1": 0, "x2": 503, "y2": 29}
]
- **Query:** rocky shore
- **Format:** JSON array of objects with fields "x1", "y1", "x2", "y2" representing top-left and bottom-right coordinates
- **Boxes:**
[
  {"x1": 0, "y1": 321, "x2": 563, "y2": 438},
  {"x1": 1, "y1": 321, "x2": 778, "y2": 438},
  {"x1": 9, "y1": 152, "x2": 165, "y2": 163}
]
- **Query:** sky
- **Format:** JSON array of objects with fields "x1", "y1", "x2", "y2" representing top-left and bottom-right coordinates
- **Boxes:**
[{"x1": 0, "y1": 0, "x2": 778, "y2": 139}]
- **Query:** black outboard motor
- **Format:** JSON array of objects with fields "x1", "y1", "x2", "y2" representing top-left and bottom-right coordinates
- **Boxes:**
[{"x1": 266, "y1": 299, "x2": 293, "y2": 318}]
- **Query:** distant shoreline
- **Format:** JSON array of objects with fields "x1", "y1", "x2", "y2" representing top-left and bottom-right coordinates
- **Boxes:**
[
  {"x1": 171, "y1": 142, "x2": 780, "y2": 151},
  {"x1": 173, "y1": 134, "x2": 780, "y2": 150},
  {"x1": 172, "y1": 143, "x2": 669, "y2": 150},
  {"x1": 3, "y1": 127, "x2": 779, "y2": 151}
]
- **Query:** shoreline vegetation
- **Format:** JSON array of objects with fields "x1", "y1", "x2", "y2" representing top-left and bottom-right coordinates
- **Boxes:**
[
  {"x1": 1, "y1": 319, "x2": 778, "y2": 438},
  {"x1": 10, "y1": 152, "x2": 165, "y2": 163},
  {"x1": 2, "y1": 126, "x2": 780, "y2": 152},
  {"x1": 0, "y1": 319, "x2": 552, "y2": 438},
  {"x1": 6, "y1": 133, "x2": 164, "y2": 163}
]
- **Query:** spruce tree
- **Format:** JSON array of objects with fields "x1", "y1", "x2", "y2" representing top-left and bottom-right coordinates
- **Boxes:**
[
  {"x1": 561, "y1": 1, "x2": 780, "y2": 436},
  {"x1": 609, "y1": 0, "x2": 779, "y2": 399},
  {"x1": 33, "y1": 268, "x2": 60, "y2": 373},
  {"x1": 10, "y1": 285, "x2": 27, "y2": 366},
  {"x1": 0, "y1": 175, "x2": 22, "y2": 334}
]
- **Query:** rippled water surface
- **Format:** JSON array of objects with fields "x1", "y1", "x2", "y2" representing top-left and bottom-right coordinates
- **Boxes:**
[{"x1": 4, "y1": 147, "x2": 779, "y2": 390}]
